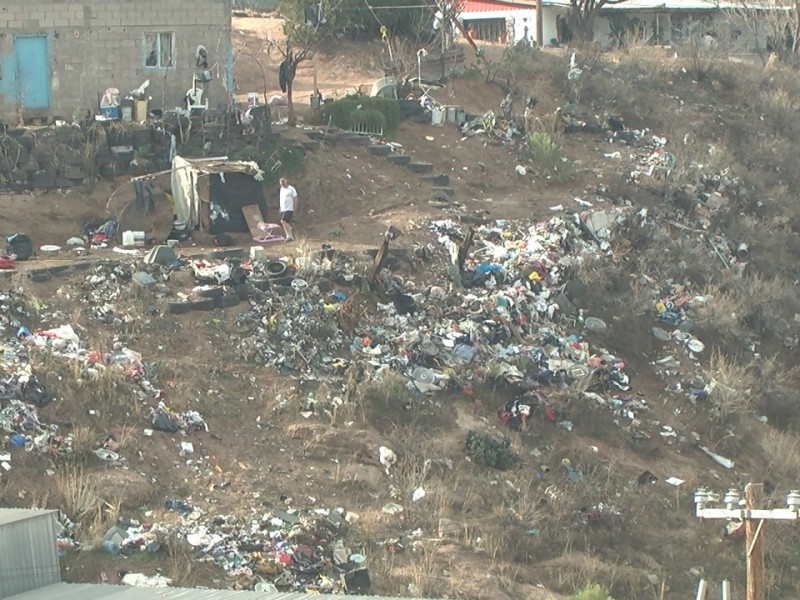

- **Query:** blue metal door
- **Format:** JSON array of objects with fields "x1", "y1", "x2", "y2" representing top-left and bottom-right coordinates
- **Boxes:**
[{"x1": 14, "y1": 36, "x2": 50, "y2": 110}]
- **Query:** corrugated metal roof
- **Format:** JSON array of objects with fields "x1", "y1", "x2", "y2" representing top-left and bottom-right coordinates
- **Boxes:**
[
  {"x1": 462, "y1": 0, "x2": 532, "y2": 12},
  {"x1": 542, "y1": 0, "x2": 788, "y2": 9},
  {"x1": 7, "y1": 583, "x2": 442, "y2": 600},
  {"x1": 0, "y1": 509, "x2": 58, "y2": 527}
]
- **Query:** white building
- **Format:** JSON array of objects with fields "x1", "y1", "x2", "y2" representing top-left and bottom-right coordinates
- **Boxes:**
[{"x1": 457, "y1": 0, "x2": 777, "y2": 50}]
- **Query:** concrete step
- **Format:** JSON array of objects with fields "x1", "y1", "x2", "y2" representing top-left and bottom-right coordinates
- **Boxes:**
[
  {"x1": 407, "y1": 162, "x2": 434, "y2": 174},
  {"x1": 340, "y1": 134, "x2": 371, "y2": 146},
  {"x1": 429, "y1": 200, "x2": 451, "y2": 209},
  {"x1": 431, "y1": 186, "x2": 454, "y2": 198},
  {"x1": 386, "y1": 154, "x2": 411, "y2": 166},
  {"x1": 421, "y1": 173, "x2": 450, "y2": 186},
  {"x1": 367, "y1": 144, "x2": 392, "y2": 156}
]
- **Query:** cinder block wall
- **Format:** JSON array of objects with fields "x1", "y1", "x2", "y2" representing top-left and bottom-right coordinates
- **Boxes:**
[{"x1": 0, "y1": 0, "x2": 232, "y2": 122}]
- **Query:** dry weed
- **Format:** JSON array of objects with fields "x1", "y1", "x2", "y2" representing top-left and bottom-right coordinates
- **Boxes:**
[
  {"x1": 55, "y1": 465, "x2": 103, "y2": 522},
  {"x1": 164, "y1": 533, "x2": 195, "y2": 585},
  {"x1": 761, "y1": 429, "x2": 800, "y2": 488}
]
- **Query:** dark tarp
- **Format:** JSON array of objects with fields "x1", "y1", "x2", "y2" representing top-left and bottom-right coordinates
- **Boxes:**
[{"x1": 208, "y1": 172, "x2": 268, "y2": 234}]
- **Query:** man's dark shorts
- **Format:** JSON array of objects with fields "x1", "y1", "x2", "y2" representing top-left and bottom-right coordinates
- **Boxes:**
[{"x1": 281, "y1": 210, "x2": 293, "y2": 224}]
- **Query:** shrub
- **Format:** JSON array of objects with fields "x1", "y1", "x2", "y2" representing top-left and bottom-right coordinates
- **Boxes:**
[
  {"x1": 571, "y1": 583, "x2": 615, "y2": 600},
  {"x1": 528, "y1": 132, "x2": 573, "y2": 183},
  {"x1": 465, "y1": 431, "x2": 519, "y2": 470},
  {"x1": 328, "y1": 95, "x2": 400, "y2": 135}
]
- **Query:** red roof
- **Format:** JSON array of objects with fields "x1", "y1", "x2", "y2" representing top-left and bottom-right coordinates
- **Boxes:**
[{"x1": 461, "y1": 0, "x2": 534, "y2": 12}]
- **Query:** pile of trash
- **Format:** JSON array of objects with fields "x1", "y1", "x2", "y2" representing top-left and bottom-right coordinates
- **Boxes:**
[
  {"x1": 460, "y1": 109, "x2": 523, "y2": 141},
  {"x1": 0, "y1": 315, "x2": 191, "y2": 461},
  {"x1": 99, "y1": 502, "x2": 367, "y2": 593}
]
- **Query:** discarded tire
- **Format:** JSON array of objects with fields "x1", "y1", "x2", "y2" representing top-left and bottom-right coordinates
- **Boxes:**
[
  {"x1": 215, "y1": 294, "x2": 240, "y2": 309},
  {"x1": 168, "y1": 301, "x2": 192, "y2": 315},
  {"x1": 190, "y1": 298, "x2": 215, "y2": 311},
  {"x1": 250, "y1": 278, "x2": 270, "y2": 292},
  {"x1": 196, "y1": 286, "x2": 223, "y2": 299},
  {"x1": 266, "y1": 260, "x2": 288, "y2": 278},
  {"x1": 234, "y1": 284, "x2": 251, "y2": 300}
]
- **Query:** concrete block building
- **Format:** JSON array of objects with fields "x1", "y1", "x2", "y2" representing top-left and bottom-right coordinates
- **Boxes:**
[{"x1": 0, "y1": 0, "x2": 233, "y2": 122}]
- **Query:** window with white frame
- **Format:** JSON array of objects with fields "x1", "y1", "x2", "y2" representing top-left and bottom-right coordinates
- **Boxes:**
[{"x1": 144, "y1": 32, "x2": 174, "y2": 69}]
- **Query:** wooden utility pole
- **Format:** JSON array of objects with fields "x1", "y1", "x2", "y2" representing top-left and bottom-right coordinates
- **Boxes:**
[
  {"x1": 745, "y1": 483, "x2": 766, "y2": 600},
  {"x1": 536, "y1": 0, "x2": 544, "y2": 47}
]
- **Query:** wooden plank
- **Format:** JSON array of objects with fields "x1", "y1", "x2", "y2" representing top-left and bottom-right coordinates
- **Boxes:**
[{"x1": 241, "y1": 204, "x2": 266, "y2": 238}]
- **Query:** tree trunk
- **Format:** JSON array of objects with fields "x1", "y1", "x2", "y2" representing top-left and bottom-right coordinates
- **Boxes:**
[
  {"x1": 571, "y1": 11, "x2": 596, "y2": 42},
  {"x1": 287, "y1": 76, "x2": 296, "y2": 126}
]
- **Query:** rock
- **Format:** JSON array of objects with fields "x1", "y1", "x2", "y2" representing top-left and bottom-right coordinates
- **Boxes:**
[{"x1": 132, "y1": 272, "x2": 157, "y2": 287}]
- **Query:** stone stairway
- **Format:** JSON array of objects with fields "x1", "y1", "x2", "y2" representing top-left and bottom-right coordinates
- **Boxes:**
[{"x1": 301, "y1": 127, "x2": 457, "y2": 209}]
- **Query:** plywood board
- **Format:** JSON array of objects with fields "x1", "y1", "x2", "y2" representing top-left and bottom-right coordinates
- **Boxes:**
[{"x1": 241, "y1": 204, "x2": 265, "y2": 238}]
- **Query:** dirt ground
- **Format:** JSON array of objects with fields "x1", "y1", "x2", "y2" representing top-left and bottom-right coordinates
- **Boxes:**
[{"x1": 2, "y1": 13, "x2": 800, "y2": 600}]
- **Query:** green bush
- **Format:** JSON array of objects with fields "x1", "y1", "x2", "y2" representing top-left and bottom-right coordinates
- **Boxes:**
[
  {"x1": 351, "y1": 109, "x2": 386, "y2": 133},
  {"x1": 328, "y1": 96, "x2": 400, "y2": 135},
  {"x1": 528, "y1": 131, "x2": 574, "y2": 183},
  {"x1": 571, "y1": 584, "x2": 614, "y2": 600},
  {"x1": 465, "y1": 431, "x2": 519, "y2": 470}
]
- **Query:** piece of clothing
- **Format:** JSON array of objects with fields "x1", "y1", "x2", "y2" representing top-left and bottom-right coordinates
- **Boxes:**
[
  {"x1": 134, "y1": 180, "x2": 156, "y2": 212},
  {"x1": 279, "y1": 185, "x2": 297, "y2": 212},
  {"x1": 278, "y1": 61, "x2": 290, "y2": 93},
  {"x1": 281, "y1": 210, "x2": 294, "y2": 224}
]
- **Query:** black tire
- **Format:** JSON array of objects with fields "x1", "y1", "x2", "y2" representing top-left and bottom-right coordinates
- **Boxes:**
[
  {"x1": 190, "y1": 298, "x2": 215, "y2": 311},
  {"x1": 168, "y1": 301, "x2": 192, "y2": 314},
  {"x1": 250, "y1": 278, "x2": 270, "y2": 292},
  {"x1": 215, "y1": 294, "x2": 240, "y2": 308},
  {"x1": 234, "y1": 284, "x2": 251, "y2": 300},
  {"x1": 196, "y1": 286, "x2": 223, "y2": 299},
  {"x1": 266, "y1": 260, "x2": 287, "y2": 277}
]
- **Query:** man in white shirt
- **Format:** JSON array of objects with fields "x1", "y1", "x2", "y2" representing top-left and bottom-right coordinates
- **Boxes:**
[{"x1": 278, "y1": 178, "x2": 298, "y2": 241}]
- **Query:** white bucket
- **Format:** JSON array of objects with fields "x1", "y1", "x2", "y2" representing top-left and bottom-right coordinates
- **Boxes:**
[
  {"x1": 132, "y1": 231, "x2": 145, "y2": 247},
  {"x1": 445, "y1": 106, "x2": 457, "y2": 122},
  {"x1": 122, "y1": 230, "x2": 134, "y2": 246},
  {"x1": 247, "y1": 93, "x2": 259, "y2": 107},
  {"x1": 431, "y1": 108, "x2": 445, "y2": 126}
]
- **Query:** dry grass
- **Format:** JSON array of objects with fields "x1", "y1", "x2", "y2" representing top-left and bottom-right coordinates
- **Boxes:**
[
  {"x1": 54, "y1": 465, "x2": 103, "y2": 522},
  {"x1": 761, "y1": 429, "x2": 800, "y2": 489},
  {"x1": 164, "y1": 532, "x2": 195, "y2": 585}
]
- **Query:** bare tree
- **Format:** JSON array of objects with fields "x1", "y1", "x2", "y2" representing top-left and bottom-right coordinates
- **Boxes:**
[
  {"x1": 731, "y1": 0, "x2": 800, "y2": 65},
  {"x1": 272, "y1": 0, "x2": 344, "y2": 126},
  {"x1": 569, "y1": 0, "x2": 629, "y2": 41}
]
